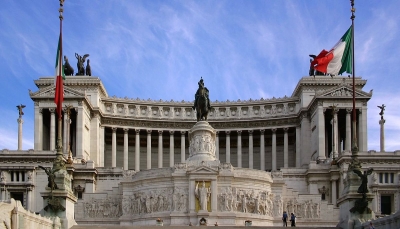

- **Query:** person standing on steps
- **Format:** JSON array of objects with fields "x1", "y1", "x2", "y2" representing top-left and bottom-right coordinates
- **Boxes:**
[
  {"x1": 290, "y1": 212, "x2": 296, "y2": 227},
  {"x1": 282, "y1": 211, "x2": 288, "y2": 227}
]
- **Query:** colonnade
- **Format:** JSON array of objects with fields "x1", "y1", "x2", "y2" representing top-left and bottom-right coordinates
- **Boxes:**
[{"x1": 103, "y1": 126, "x2": 299, "y2": 171}]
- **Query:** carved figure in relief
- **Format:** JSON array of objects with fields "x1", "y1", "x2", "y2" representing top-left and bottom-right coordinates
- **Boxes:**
[{"x1": 195, "y1": 181, "x2": 210, "y2": 211}]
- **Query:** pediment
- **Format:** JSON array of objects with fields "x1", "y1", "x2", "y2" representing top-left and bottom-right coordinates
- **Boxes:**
[
  {"x1": 187, "y1": 165, "x2": 219, "y2": 175},
  {"x1": 318, "y1": 85, "x2": 372, "y2": 98},
  {"x1": 30, "y1": 85, "x2": 85, "y2": 99}
]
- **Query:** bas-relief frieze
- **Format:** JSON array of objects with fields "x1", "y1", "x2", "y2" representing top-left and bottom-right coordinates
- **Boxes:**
[
  {"x1": 81, "y1": 197, "x2": 122, "y2": 219},
  {"x1": 283, "y1": 198, "x2": 320, "y2": 219}
]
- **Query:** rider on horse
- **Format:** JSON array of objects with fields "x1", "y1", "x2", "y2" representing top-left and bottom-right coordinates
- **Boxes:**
[{"x1": 193, "y1": 77, "x2": 211, "y2": 110}]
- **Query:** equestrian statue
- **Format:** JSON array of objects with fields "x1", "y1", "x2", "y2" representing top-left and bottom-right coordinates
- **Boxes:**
[{"x1": 192, "y1": 77, "x2": 211, "y2": 122}]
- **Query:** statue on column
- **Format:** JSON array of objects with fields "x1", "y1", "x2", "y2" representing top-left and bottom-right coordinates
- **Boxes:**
[
  {"x1": 16, "y1": 104, "x2": 26, "y2": 118},
  {"x1": 377, "y1": 104, "x2": 385, "y2": 120},
  {"x1": 192, "y1": 77, "x2": 211, "y2": 122},
  {"x1": 195, "y1": 181, "x2": 210, "y2": 211},
  {"x1": 75, "y1": 53, "x2": 90, "y2": 75}
]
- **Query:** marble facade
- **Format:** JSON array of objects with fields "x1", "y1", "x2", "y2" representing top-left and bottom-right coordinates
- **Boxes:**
[{"x1": 0, "y1": 75, "x2": 399, "y2": 227}]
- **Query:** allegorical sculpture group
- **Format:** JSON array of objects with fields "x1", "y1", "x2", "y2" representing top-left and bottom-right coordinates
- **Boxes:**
[{"x1": 63, "y1": 53, "x2": 91, "y2": 76}]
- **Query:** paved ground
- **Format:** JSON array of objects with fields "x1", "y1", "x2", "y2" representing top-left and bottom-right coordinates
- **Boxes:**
[{"x1": 71, "y1": 226, "x2": 338, "y2": 229}]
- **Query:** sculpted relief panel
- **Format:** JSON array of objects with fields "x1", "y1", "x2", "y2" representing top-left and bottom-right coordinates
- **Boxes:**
[{"x1": 83, "y1": 197, "x2": 122, "y2": 218}]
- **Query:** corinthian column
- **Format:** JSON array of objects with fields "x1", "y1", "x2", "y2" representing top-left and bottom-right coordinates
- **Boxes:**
[
  {"x1": 345, "y1": 108, "x2": 352, "y2": 152},
  {"x1": 123, "y1": 128, "x2": 129, "y2": 170},
  {"x1": 272, "y1": 128, "x2": 277, "y2": 171},
  {"x1": 17, "y1": 117, "x2": 23, "y2": 150},
  {"x1": 226, "y1": 131, "x2": 231, "y2": 163},
  {"x1": 248, "y1": 130, "x2": 253, "y2": 169},
  {"x1": 283, "y1": 128, "x2": 288, "y2": 168},
  {"x1": 158, "y1": 130, "x2": 163, "y2": 168},
  {"x1": 181, "y1": 131, "x2": 186, "y2": 162},
  {"x1": 237, "y1": 130, "x2": 242, "y2": 168},
  {"x1": 170, "y1": 131, "x2": 175, "y2": 167},
  {"x1": 260, "y1": 130, "x2": 265, "y2": 171},
  {"x1": 49, "y1": 108, "x2": 56, "y2": 151},
  {"x1": 147, "y1": 130, "x2": 152, "y2": 169},
  {"x1": 135, "y1": 129, "x2": 140, "y2": 171},
  {"x1": 112, "y1": 127, "x2": 117, "y2": 168},
  {"x1": 215, "y1": 131, "x2": 219, "y2": 160}
]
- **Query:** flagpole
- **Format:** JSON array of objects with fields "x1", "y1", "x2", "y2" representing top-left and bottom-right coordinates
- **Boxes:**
[
  {"x1": 350, "y1": 0, "x2": 360, "y2": 170},
  {"x1": 54, "y1": 0, "x2": 66, "y2": 170}
]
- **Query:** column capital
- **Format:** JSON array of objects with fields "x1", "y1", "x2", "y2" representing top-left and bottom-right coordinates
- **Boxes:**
[
  {"x1": 158, "y1": 130, "x2": 163, "y2": 135},
  {"x1": 346, "y1": 108, "x2": 352, "y2": 113},
  {"x1": 112, "y1": 127, "x2": 117, "y2": 132},
  {"x1": 283, "y1": 127, "x2": 289, "y2": 133},
  {"x1": 39, "y1": 108, "x2": 44, "y2": 113},
  {"x1": 17, "y1": 118, "x2": 23, "y2": 124},
  {"x1": 49, "y1": 108, "x2": 55, "y2": 113},
  {"x1": 123, "y1": 128, "x2": 129, "y2": 133},
  {"x1": 271, "y1": 128, "x2": 277, "y2": 133},
  {"x1": 169, "y1": 130, "x2": 175, "y2": 135},
  {"x1": 147, "y1": 129, "x2": 152, "y2": 134},
  {"x1": 260, "y1": 129, "x2": 265, "y2": 134},
  {"x1": 180, "y1": 131, "x2": 186, "y2": 135},
  {"x1": 135, "y1": 129, "x2": 140, "y2": 134},
  {"x1": 248, "y1": 130, "x2": 253, "y2": 135},
  {"x1": 26, "y1": 186, "x2": 33, "y2": 192},
  {"x1": 237, "y1": 130, "x2": 242, "y2": 135},
  {"x1": 226, "y1": 131, "x2": 231, "y2": 135},
  {"x1": 216, "y1": 131, "x2": 219, "y2": 136}
]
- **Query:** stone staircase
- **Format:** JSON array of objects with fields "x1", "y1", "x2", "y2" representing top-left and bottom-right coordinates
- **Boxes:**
[{"x1": 72, "y1": 226, "x2": 339, "y2": 229}]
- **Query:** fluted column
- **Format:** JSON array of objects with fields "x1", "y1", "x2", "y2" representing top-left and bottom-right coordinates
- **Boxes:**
[
  {"x1": 211, "y1": 180, "x2": 217, "y2": 211},
  {"x1": 237, "y1": 131, "x2": 242, "y2": 168},
  {"x1": 147, "y1": 130, "x2": 152, "y2": 169},
  {"x1": 17, "y1": 117, "x2": 23, "y2": 150},
  {"x1": 272, "y1": 128, "x2": 277, "y2": 171},
  {"x1": 260, "y1": 130, "x2": 265, "y2": 171},
  {"x1": 226, "y1": 131, "x2": 231, "y2": 163},
  {"x1": 317, "y1": 106, "x2": 326, "y2": 160},
  {"x1": 158, "y1": 131, "x2": 163, "y2": 168},
  {"x1": 112, "y1": 127, "x2": 117, "y2": 168},
  {"x1": 283, "y1": 128, "x2": 288, "y2": 168},
  {"x1": 215, "y1": 131, "x2": 219, "y2": 160},
  {"x1": 123, "y1": 128, "x2": 129, "y2": 170},
  {"x1": 345, "y1": 109, "x2": 351, "y2": 152},
  {"x1": 135, "y1": 129, "x2": 140, "y2": 171},
  {"x1": 169, "y1": 131, "x2": 175, "y2": 167},
  {"x1": 100, "y1": 126, "x2": 105, "y2": 167},
  {"x1": 181, "y1": 131, "x2": 186, "y2": 163},
  {"x1": 63, "y1": 110, "x2": 67, "y2": 154},
  {"x1": 49, "y1": 108, "x2": 56, "y2": 151},
  {"x1": 332, "y1": 108, "x2": 339, "y2": 158},
  {"x1": 296, "y1": 125, "x2": 301, "y2": 167},
  {"x1": 248, "y1": 130, "x2": 253, "y2": 169}
]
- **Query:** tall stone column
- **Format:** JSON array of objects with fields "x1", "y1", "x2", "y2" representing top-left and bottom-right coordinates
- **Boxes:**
[
  {"x1": 272, "y1": 128, "x2": 277, "y2": 171},
  {"x1": 181, "y1": 131, "x2": 186, "y2": 163},
  {"x1": 49, "y1": 108, "x2": 56, "y2": 151},
  {"x1": 100, "y1": 126, "x2": 105, "y2": 167},
  {"x1": 226, "y1": 131, "x2": 231, "y2": 163},
  {"x1": 260, "y1": 130, "x2": 265, "y2": 171},
  {"x1": 112, "y1": 127, "x2": 117, "y2": 168},
  {"x1": 158, "y1": 130, "x2": 163, "y2": 168},
  {"x1": 17, "y1": 117, "x2": 23, "y2": 150},
  {"x1": 26, "y1": 187, "x2": 32, "y2": 211},
  {"x1": 237, "y1": 130, "x2": 242, "y2": 168},
  {"x1": 147, "y1": 130, "x2": 152, "y2": 169},
  {"x1": 249, "y1": 130, "x2": 253, "y2": 169},
  {"x1": 379, "y1": 118, "x2": 385, "y2": 152},
  {"x1": 135, "y1": 129, "x2": 140, "y2": 171},
  {"x1": 63, "y1": 110, "x2": 68, "y2": 154},
  {"x1": 317, "y1": 105, "x2": 326, "y2": 160},
  {"x1": 215, "y1": 131, "x2": 219, "y2": 160},
  {"x1": 283, "y1": 128, "x2": 288, "y2": 168},
  {"x1": 34, "y1": 107, "x2": 43, "y2": 150},
  {"x1": 296, "y1": 126, "x2": 300, "y2": 167},
  {"x1": 123, "y1": 128, "x2": 129, "y2": 170},
  {"x1": 76, "y1": 106, "x2": 84, "y2": 158},
  {"x1": 332, "y1": 108, "x2": 339, "y2": 158},
  {"x1": 359, "y1": 107, "x2": 368, "y2": 152},
  {"x1": 169, "y1": 131, "x2": 175, "y2": 167},
  {"x1": 345, "y1": 109, "x2": 351, "y2": 152}
]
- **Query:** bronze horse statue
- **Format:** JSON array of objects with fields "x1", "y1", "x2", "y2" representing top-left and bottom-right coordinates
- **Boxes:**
[{"x1": 193, "y1": 85, "x2": 209, "y2": 122}]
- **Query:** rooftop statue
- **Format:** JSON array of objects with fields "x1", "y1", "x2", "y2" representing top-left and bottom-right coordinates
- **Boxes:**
[
  {"x1": 63, "y1": 55, "x2": 74, "y2": 76},
  {"x1": 378, "y1": 104, "x2": 385, "y2": 119},
  {"x1": 192, "y1": 77, "x2": 211, "y2": 122},
  {"x1": 16, "y1": 104, "x2": 26, "y2": 118},
  {"x1": 75, "y1": 53, "x2": 90, "y2": 76},
  {"x1": 85, "y1": 59, "x2": 92, "y2": 76}
]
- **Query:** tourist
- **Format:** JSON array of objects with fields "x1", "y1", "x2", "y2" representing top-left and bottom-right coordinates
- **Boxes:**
[
  {"x1": 290, "y1": 213, "x2": 296, "y2": 227},
  {"x1": 282, "y1": 211, "x2": 288, "y2": 227},
  {"x1": 369, "y1": 222, "x2": 375, "y2": 229}
]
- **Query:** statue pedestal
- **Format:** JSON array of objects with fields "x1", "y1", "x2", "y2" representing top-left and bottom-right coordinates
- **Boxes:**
[
  {"x1": 187, "y1": 121, "x2": 218, "y2": 162},
  {"x1": 40, "y1": 170, "x2": 77, "y2": 229},
  {"x1": 337, "y1": 171, "x2": 375, "y2": 229}
]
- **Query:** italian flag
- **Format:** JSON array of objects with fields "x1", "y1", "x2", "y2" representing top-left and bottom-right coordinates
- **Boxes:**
[
  {"x1": 54, "y1": 34, "x2": 65, "y2": 118},
  {"x1": 311, "y1": 26, "x2": 353, "y2": 76}
]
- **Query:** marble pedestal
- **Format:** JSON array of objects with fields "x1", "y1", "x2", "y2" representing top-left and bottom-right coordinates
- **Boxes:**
[{"x1": 41, "y1": 170, "x2": 77, "y2": 229}]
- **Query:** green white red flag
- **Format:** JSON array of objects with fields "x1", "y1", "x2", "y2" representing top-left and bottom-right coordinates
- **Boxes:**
[
  {"x1": 311, "y1": 26, "x2": 353, "y2": 76},
  {"x1": 54, "y1": 34, "x2": 65, "y2": 118}
]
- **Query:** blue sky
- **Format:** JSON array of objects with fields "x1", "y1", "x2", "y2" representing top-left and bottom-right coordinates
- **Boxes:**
[{"x1": 0, "y1": 0, "x2": 399, "y2": 151}]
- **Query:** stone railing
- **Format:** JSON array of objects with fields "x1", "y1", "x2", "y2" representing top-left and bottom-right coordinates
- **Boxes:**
[
  {"x1": 359, "y1": 210, "x2": 400, "y2": 229},
  {"x1": 0, "y1": 198, "x2": 60, "y2": 229}
]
